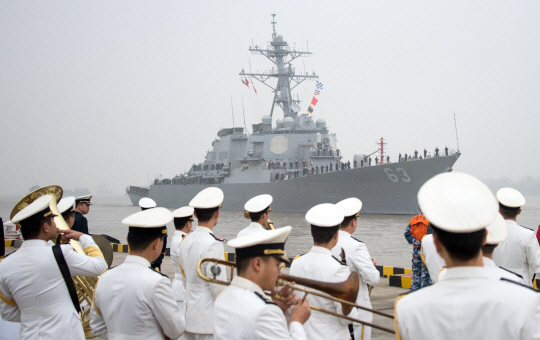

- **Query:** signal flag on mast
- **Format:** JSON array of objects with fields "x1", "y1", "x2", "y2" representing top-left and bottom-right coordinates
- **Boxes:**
[{"x1": 307, "y1": 81, "x2": 323, "y2": 114}]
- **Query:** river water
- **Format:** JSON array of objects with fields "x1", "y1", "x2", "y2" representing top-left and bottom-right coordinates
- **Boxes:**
[{"x1": 2, "y1": 195, "x2": 539, "y2": 268}]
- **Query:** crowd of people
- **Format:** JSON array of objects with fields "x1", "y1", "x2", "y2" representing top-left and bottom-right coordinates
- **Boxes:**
[{"x1": 1, "y1": 173, "x2": 539, "y2": 339}]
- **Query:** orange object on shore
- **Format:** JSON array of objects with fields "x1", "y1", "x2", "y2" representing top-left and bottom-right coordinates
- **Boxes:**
[{"x1": 410, "y1": 214, "x2": 429, "y2": 241}]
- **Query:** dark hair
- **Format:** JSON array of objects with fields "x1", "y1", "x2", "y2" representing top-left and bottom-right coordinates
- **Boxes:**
[
  {"x1": 20, "y1": 215, "x2": 53, "y2": 240},
  {"x1": 61, "y1": 210, "x2": 74, "y2": 221},
  {"x1": 174, "y1": 217, "x2": 191, "y2": 230},
  {"x1": 249, "y1": 208, "x2": 269, "y2": 222},
  {"x1": 194, "y1": 207, "x2": 219, "y2": 223},
  {"x1": 482, "y1": 244, "x2": 497, "y2": 256},
  {"x1": 340, "y1": 215, "x2": 356, "y2": 228},
  {"x1": 499, "y1": 204, "x2": 519, "y2": 219},
  {"x1": 76, "y1": 201, "x2": 86, "y2": 208},
  {"x1": 432, "y1": 224, "x2": 485, "y2": 262},
  {"x1": 311, "y1": 225, "x2": 339, "y2": 245},
  {"x1": 127, "y1": 227, "x2": 165, "y2": 252},
  {"x1": 236, "y1": 255, "x2": 270, "y2": 276}
]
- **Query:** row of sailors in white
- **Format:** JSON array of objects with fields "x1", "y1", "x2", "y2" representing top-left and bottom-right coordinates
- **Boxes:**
[
  {"x1": 0, "y1": 195, "x2": 108, "y2": 340},
  {"x1": 395, "y1": 173, "x2": 540, "y2": 340},
  {"x1": 421, "y1": 187, "x2": 540, "y2": 286}
]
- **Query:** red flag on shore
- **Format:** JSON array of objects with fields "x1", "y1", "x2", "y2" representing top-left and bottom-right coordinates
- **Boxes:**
[{"x1": 311, "y1": 97, "x2": 318, "y2": 106}]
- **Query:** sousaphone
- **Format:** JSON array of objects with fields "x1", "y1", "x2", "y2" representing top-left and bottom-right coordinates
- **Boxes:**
[{"x1": 11, "y1": 185, "x2": 112, "y2": 338}]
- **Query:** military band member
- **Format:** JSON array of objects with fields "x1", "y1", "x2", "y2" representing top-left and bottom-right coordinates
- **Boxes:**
[
  {"x1": 492, "y1": 188, "x2": 540, "y2": 286},
  {"x1": 57, "y1": 196, "x2": 76, "y2": 229},
  {"x1": 72, "y1": 194, "x2": 92, "y2": 234},
  {"x1": 290, "y1": 203, "x2": 365, "y2": 340},
  {"x1": 214, "y1": 227, "x2": 311, "y2": 339},
  {"x1": 171, "y1": 206, "x2": 194, "y2": 310},
  {"x1": 90, "y1": 207, "x2": 185, "y2": 339},
  {"x1": 0, "y1": 195, "x2": 107, "y2": 340},
  {"x1": 179, "y1": 187, "x2": 227, "y2": 340},
  {"x1": 238, "y1": 194, "x2": 273, "y2": 238},
  {"x1": 331, "y1": 198, "x2": 380, "y2": 340},
  {"x1": 395, "y1": 172, "x2": 540, "y2": 340},
  {"x1": 139, "y1": 197, "x2": 168, "y2": 272}
]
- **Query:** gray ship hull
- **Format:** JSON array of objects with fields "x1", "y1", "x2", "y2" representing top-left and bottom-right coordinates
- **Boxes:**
[{"x1": 128, "y1": 154, "x2": 459, "y2": 214}]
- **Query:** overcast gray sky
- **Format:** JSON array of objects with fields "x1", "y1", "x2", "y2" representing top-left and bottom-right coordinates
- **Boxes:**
[{"x1": 1, "y1": 1, "x2": 539, "y2": 195}]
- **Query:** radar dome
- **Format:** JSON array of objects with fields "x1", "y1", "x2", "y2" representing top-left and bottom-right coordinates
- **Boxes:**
[
  {"x1": 283, "y1": 117, "x2": 294, "y2": 129},
  {"x1": 276, "y1": 35, "x2": 283, "y2": 42},
  {"x1": 262, "y1": 115, "x2": 272, "y2": 125},
  {"x1": 316, "y1": 118, "x2": 327, "y2": 128},
  {"x1": 276, "y1": 119, "x2": 284, "y2": 128}
]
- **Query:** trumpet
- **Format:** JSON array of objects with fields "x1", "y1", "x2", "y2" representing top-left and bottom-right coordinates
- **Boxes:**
[{"x1": 197, "y1": 257, "x2": 395, "y2": 334}]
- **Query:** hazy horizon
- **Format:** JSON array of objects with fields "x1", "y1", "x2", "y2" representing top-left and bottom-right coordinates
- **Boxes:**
[{"x1": 2, "y1": 2, "x2": 539, "y2": 196}]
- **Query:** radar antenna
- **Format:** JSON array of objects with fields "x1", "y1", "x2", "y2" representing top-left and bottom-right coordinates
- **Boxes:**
[{"x1": 240, "y1": 14, "x2": 318, "y2": 119}]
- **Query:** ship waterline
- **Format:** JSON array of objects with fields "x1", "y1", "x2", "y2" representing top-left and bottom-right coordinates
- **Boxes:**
[{"x1": 128, "y1": 152, "x2": 459, "y2": 214}]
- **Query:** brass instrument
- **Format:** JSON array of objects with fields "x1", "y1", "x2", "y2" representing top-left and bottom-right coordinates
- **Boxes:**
[
  {"x1": 197, "y1": 257, "x2": 395, "y2": 334},
  {"x1": 243, "y1": 210, "x2": 276, "y2": 230},
  {"x1": 10, "y1": 185, "x2": 112, "y2": 338}
]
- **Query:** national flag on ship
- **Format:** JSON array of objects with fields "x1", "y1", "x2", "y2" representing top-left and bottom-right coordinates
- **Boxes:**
[
  {"x1": 242, "y1": 78, "x2": 250, "y2": 87},
  {"x1": 307, "y1": 81, "x2": 323, "y2": 114}
]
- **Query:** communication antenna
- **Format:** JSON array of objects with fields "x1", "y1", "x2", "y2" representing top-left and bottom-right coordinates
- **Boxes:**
[
  {"x1": 231, "y1": 97, "x2": 235, "y2": 133},
  {"x1": 242, "y1": 97, "x2": 248, "y2": 135},
  {"x1": 454, "y1": 113, "x2": 460, "y2": 151},
  {"x1": 377, "y1": 138, "x2": 387, "y2": 164}
]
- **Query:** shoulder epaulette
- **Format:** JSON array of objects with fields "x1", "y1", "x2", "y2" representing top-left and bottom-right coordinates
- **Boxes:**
[
  {"x1": 519, "y1": 225, "x2": 533, "y2": 231},
  {"x1": 332, "y1": 255, "x2": 346, "y2": 266},
  {"x1": 149, "y1": 267, "x2": 169, "y2": 278},
  {"x1": 351, "y1": 236, "x2": 363, "y2": 243},
  {"x1": 499, "y1": 267, "x2": 523, "y2": 279},
  {"x1": 209, "y1": 233, "x2": 224, "y2": 242},
  {"x1": 500, "y1": 278, "x2": 537, "y2": 292},
  {"x1": 254, "y1": 292, "x2": 277, "y2": 305}
]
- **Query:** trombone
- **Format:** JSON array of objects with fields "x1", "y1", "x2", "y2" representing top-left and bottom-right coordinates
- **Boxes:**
[{"x1": 197, "y1": 258, "x2": 395, "y2": 334}]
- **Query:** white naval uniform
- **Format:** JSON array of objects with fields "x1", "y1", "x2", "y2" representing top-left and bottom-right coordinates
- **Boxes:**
[
  {"x1": 395, "y1": 267, "x2": 540, "y2": 340},
  {"x1": 179, "y1": 226, "x2": 226, "y2": 339},
  {"x1": 213, "y1": 276, "x2": 306, "y2": 340},
  {"x1": 331, "y1": 230, "x2": 380, "y2": 340},
  {"x1": 90, "y1": 255, "x2": 185, "y2": 340},
  {"x1": 170, "y1": 229, "x2": 188, "y2": 309},
  {"x1": 493, "y1": 220, "x2": 540, "y2": 286},
  {"x1": 237, "y1": 221, "x2": 266, "y2": 238},
  {"x1": 0, "y1": 236, "x2": 107, "y2": 340},
  {"x1": 290, "y1": 246, "x2": 365, "y2": 340},
  {"x1": 483, "y1": 257, "x2": 525, "y2": 284},
  {"x1": 420, "y1": 234, "x2": 446, "y2": 282}
]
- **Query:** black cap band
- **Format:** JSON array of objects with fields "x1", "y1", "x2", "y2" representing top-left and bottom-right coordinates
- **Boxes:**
[
  {"x1": 235, "y1": 242, "x2": 285, "y2": 258},
  {"x1": 499, "y1": 203, "x2": 520, "y2": 211}
]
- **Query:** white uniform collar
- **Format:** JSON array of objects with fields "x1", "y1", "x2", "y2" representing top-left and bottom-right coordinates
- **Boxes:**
[
  {"x1": 21, "y1": 239, "x2": 49, "y2": 248},
  {"x1": 174, "y1": 229, "x2": 187, "y2": 237},
  {"x1": 230, "y1": 276, "x2": 265, "y2": 296},
  {"x1": 124, "y1": 255, "x2": 151, "y2": 267},
  {"x1": 505, "y1": 220, "x2": 518, "y2": 226},
  {"x1": 338, "y1": 229, "x2": 352, "y2": 237},
  {"x1": 439, "y1": 266, "x2": 494, "y2": 281},
  {"x1": 482, "y1": 257, "x2": 496, "y2": 268},
  {"x1": 194, "y1": 226, "x2": 213, "y2": 233},
  {"x1": 309, "y1": 246, "x2": 332, "y2": 255},
  {"x1": 248, "y1": 221, "x2": 265, "y2": 228}
]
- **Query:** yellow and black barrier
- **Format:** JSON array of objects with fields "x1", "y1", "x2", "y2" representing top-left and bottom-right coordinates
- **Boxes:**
[{"x1": 376, "y1": 265, "x2": 412, "y2": 278}]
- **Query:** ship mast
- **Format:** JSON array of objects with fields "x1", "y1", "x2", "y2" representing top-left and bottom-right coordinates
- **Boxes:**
[{"x1": 240, "y1": 14, "x2": 318, "y2": 118}]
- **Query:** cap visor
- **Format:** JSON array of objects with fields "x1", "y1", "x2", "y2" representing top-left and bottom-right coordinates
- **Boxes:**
[{"x1": 273, "y1": 254, "x2": 290, "y2": 264}]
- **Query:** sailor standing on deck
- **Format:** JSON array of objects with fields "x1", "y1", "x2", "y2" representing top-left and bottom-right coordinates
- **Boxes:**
[
  {"x1": 213, "y1": 227, "x2": 311, "y2": 340},
  {"x1": 0, "y1": 195, "x2": 107, "y2": 340},
  {"x1": 170, "y1": 206, "x2": 194, "y2": 310},
  {"x1": 139, "y1": 198, "x2": 168, "y2": 272},
  {"x1": 72, "y1": 194, "x2": 92, "y2": 234},
  {"x1": 493, "y1": 188, "x2": 540, "y2": 286},
  {"x1": 90, "y1": 207, "x2": 185, "y2": 339},
  {"x1": 395, "y1": 173, "x2": 540, "y2": 340},
  {"x1": 331, "y1": 198, "x2": 380, "y2": 340},
  {"x1": 237, "y1": 194, "x2": 273, "y2": 238},
  {"x1": 290, "y1": 204, "x2": 364, "y2": 340},
  {"x1": 179, "y1": 187, "x2": 227, "y2": 340}
]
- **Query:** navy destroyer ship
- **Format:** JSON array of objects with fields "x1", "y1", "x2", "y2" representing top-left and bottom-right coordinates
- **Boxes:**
[{"x1": 127, "y1": 15, "x2": 460, "y2": 214}]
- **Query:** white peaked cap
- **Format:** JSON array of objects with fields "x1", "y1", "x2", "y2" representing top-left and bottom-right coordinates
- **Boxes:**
[
  {"x1": 336, "y1": 197, "x2": 362, "y2": 217},
  {"x1": 189, "y1": 187, "x2": 224, "y2": 209},
  {"x1": 139, "y1": 197, "x2": 157, "y2": 209},
  {"x1": 76, "y1": 195, "x2": 92, "y2": 204},
  {"x1": 172, "y1": 206, "x2": 194, "y2": 218},
  {"x1": 244, "y1": 194, "x2": 273, "y2": 213},
  {"x1": 496, "y1": 188, "x2": 526, "y2": 208},
  {"x1": 12, "y1": 195, "x2": 55, "y2": 224},
  {"x1": 418, "y1": 172, "x2": 497, "y2": 233},
  {"x1": 228, "y1": 226, "x2": 292, "y2": 249},
  {"x1": 305, "y1": 203, "x2": 345, "y2": 227},
  {"x1": 57, "y1": 196, "x2": 76, "y2": 214},
  {"x1": 486, "y1": 214, "x2": 507, "y2": 245},
  {"x1": 122, "y1": 207, "x2": 173, "y2": 228}
]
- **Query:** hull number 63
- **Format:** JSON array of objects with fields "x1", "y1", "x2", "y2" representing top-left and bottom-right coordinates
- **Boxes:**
[{"x1": 384, "y1": 168, "x2": 411, "y2": 183}]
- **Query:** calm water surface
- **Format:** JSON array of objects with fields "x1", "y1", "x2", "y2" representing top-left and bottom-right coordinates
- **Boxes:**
[{"x1": 2, "y1": 195, "x2": 539, "y2": 268}]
